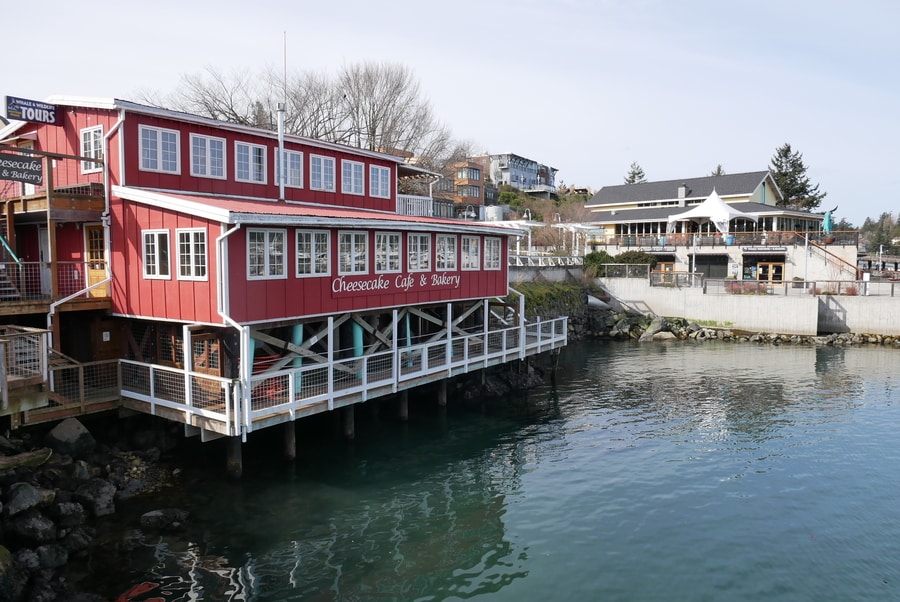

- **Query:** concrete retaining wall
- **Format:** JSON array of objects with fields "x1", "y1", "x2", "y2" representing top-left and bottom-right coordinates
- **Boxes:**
[
  {"x1": 600, "y1": 278, "x2": 820, "y2": 335},
  {"x1": 507, "y1": 266, "x2": 900, "y2": 336}
]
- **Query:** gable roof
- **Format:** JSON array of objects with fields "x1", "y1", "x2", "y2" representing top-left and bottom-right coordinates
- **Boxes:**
[{"x1": 586, "y1": 171, "x2": 779, "y2": 207}]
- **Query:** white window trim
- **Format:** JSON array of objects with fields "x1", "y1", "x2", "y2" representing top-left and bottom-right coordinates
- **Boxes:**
[
  {"x1": 408, "y1": 233, "x2": 431, "y2": 273},
  {"x1": 369, "y1": 165, "x2": 391, "y2": 199},
  {"x1": 142, "y1": 229, "x2": 171, "y2": 280},
  {"x1": 276, "y1": 148, "x2": 304, "y2": 189},
  {"x1": 342, "y1": 159, "x2": 365, "y2": 196},
  {"x1": 310, "y1": 154, "x2": 336, "y2": 192},
  {"x1": 375, "y1": 231, "x2": 402, "y2": 274},
  {"x1": 80, "y1": 125, "x2": 103, "y2": 174},
  {"x1": 338, "y1": 230, "x2": 368, "y2": 275},
  {"x1": 462, "y1": 236, "x2": 481, "y2": 271},
  {"x1": 176, "y1": 228, "x2": 208, "y2": 281},
  {"x1": 247, "y1": 228, "x2": 287, "y2": 280},
  {"x1": 190, "y1": 133, "x2": 227, "y2": 180},
  {"x1": 295, "y1": 229, "x2": 331, "y2": 277},
  {"x1": 484, "y1": 237, "x2": 502, "y2": 271},
  {"x1": 139, "y1": 125, "x2": 181, "y2": 174},
  {"x1": 235, "y1": 141, "x2": 268, "y2": 184},
  {"x1": 436, "y1": 234, "x2": 457, "y2": 271}
]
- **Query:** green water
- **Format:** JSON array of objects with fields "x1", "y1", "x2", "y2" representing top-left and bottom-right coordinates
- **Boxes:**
[{"x1": 91, "y1": 341, "x2": 900, "y2": 600}]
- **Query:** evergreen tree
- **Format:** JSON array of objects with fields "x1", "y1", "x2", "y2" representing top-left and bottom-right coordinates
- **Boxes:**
[
  {"x1": 711, "y1": 164, "x2": 726, "y2": 176},
  {"x1": 770, "y1": 143, "x2": 827, "y2": 210},
  {"x1": 624, "y1": 161, "x2": 647, "y2": 184}
]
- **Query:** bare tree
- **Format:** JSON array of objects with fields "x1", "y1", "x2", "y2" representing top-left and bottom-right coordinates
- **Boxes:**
[{"x1": 144, "y1": 61, "x2": 458, "y2": 170}]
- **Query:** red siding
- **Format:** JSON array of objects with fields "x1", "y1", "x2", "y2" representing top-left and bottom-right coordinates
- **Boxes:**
[
  {"x1": 227, "y1": 227, "x2": 510, "y2": 323},
  {"x1": 111, "y1": 200, "x2": 218, "y2": 324},
  {"x1": 121, "y1": 118, "x2": 396, "y2": 211}
]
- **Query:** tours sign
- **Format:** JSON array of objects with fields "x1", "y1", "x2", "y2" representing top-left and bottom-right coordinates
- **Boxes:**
[
  {"x1": 0, "y1": 153, "x2": 43, "y2": 185},
  {"x1": 5, "y1": 96, "x2": 57, "y2": 125}
]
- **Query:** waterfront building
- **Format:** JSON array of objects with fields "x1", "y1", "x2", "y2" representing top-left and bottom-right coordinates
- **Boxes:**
[
  {"x1": 0, "y1": 96, "x2": 567, "y2": 471},
  {"x1": 585, "y1": 171, "x2": 858, "y2": 282}
]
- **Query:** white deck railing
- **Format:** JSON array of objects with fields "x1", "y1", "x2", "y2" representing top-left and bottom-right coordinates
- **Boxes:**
[
  {"x1": 397, "y1": 194, "x2": 434, "y2": 217},
  {"x1": 119, "y1": 317, "x2": 568, "y2": 437}
]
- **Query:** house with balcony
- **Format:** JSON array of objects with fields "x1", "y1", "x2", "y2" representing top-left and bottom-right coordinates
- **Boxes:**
[
  {"x1": 472, "y1": 153, "x2": 558, "y2": 199},
  {"x1": 585, "y1": 171, "x2": 858, "y2": 282},
  {"x1": 0, "y1": 96, "x2": 567, "y2": 472}
]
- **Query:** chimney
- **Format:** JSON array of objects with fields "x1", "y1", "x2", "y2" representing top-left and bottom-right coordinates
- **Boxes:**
[{"x1": 677, "y1": 183, "x2": 688, "y2": 206}]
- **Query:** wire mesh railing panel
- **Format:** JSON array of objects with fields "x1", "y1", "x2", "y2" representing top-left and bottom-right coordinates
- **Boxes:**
[
  {"x1": 3, "y1": 333, "x2": 42, "y2": 378},
  {"x1": 50, "y1": 361, "x2": 118, "y2": 403},
  {"x1": 400, "y1": 348, "x2": 424, "y2": 376},
  {"x1": 120, "y1": 362, "x2": 151, "y2": 396},
  {"x1": 190, "y1": 375, "x2": 229, "y2": 412},
  {"x1": 250, "y1": 373, "x2": 290, "y2": 411},
  {"x1": 298, "y1": 365, "x2": 329, "y2": 400},
  {"x1": 333, "y1": 358, "x2": 363, "y2": 393},
  {"x1": 365, "y1": 352, "x2": 394, "y2": 384},
  {"x1": 152, "y1": 368, "x2": 185, "y2": 403}
]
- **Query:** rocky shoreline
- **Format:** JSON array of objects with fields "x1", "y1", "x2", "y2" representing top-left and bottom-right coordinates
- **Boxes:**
[{"x1": 0, "y1": 416, "x2": 184, "y2": 602}]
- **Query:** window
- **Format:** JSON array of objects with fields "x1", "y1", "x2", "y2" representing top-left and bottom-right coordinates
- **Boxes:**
[
  {"x1": 276, "y1": 149, "x2": 304, "y2": 188},
  {"x1": 236, "y1": 142, "x2": 267, "y2": 183},
  {"x1": 456, "y1": 166, "x2": 481, "y2": 180},
  {"x1": 462, "y1": 236, "x2": 480, "y2": 270},
  {"x1": 342, "y1": 160, "x2": 364, "y2": 195},
  {"x1": 142, "y1": 230, "x2": 170, "y2": 279},
  {"x1": 296, "y1": 230, "x2": 330, "y2": 277},
  {"x1": 140, "y1": 126, "x2": 180, "y2": 174},
  {"x1": 375, "y1": 232, "x2": 401, "y2": 273},
  {"x1": 190, "y1": 134, "x2": 226, "y2": 179},
  {"x1": 80, "y1": 126, "x2": 103, "y2": 174},
  {"x1": 370, "y1": 165, "x2": 391, "y2": 199},
  {"x1": 484, "y1": 237, "x2": 501, "y2": 270},
  {"x1": 457, "y1": 184, "x2": 481, "y2": 198},
  {"x1": 408, "y1": 233, "x2": 431, "y2": 272},
  {"x1": 338, "y1": 231, "x2": 368, "y2": 275},
  {"x1": 247, "y1": 229, "x2": 286, "y2": 279},
  {"x1": 436, "y1": 235, "x2": 457, "y2": 270},
  {"x1": 177, "y1": 229, "x2": 207, "y2": 280},
  {"x1": 310, "y1": 155, "x2": 335, "y2": 191}
]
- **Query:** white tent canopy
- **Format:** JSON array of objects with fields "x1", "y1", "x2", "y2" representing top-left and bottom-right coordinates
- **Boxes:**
[{"x1": 666, "y1": 189, "x2": 758, "y2": 234}]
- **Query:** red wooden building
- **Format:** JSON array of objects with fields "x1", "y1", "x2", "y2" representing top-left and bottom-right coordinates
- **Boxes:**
[{"x1": 0, "y1": 96, "x2": 567, "y2": 471}]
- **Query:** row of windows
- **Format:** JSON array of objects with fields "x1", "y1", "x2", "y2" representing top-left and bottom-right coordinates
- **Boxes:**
[
  {"x1": 80, "y1": 125, "x2": 391, "y2": 199},
  {"x1": 247, "y1": 229, "x2": 503, "y2": 279},
  {"x1": 141, "y1": 228, "x2": 502, "y2": 281}
]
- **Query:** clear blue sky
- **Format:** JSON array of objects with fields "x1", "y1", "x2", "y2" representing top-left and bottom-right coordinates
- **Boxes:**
[{"x1": 7, "y1": 0, "x2": 898, "y2": 227}]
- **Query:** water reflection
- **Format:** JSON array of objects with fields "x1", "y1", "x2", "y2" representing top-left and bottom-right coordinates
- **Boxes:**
[{"x1": 107, "y1": 341, "x2": 897, "y2": 601}]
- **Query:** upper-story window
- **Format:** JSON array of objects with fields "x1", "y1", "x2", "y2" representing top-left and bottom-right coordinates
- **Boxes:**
[
  {"x1": 177, "y1": 228, "x2": 208, "y2": 280},
  {"x1": 408, "y1": 233, "x2": 431, "y2": 272},
  {"x1": 247, "y1": 229, "x2": 286, "y2": 280},
  {"x1": 461, "y1": 236, "x2": 480, "y2": 270},
  {"x1": 190, "y1": 134, "x2": 226, "y2": 179},
  {"x1": 456, "y1": 167, "x2": 481, "y2": 181},
  {"x1": 236, "y1": 142, "x2": 267, "y2": 184},
  {"x1": 484, "y1": 237, "x2": 501, "y2": 271},
  {"x1": 375, "y1": 232, "x2": 401, "y2": 273},
  {"x1": 342, "y1": 160, "x2": 364, "y2": 195},
  {"x1": 140, "y1": 126, "x2": 180, "y2": 174},
  {"x1": 80, "y1": 126, "x2": 103, "y2": 174},
  {"x1": 276, "y1": 149, "x2": 304, "y2": 189},
  {"x1": 296, "y1": 230, "x2": 330, "y2": 277},
  {"x1": 457, "y1": 185, "x2": 481, "y2": 198},
  {"x1": 436, "y1": 235, "x2": 457, "y2": 271},
  {"x1": 310, "y1": 155, "x2": 335, "y2": 192},
  {"x1": 338, "y1": 231, "x2": 368, "y2": 275},
  {"x1": 370, "y1": 165, "x2": 391, "y2": 199},
  {"x1": 142, "y1": 230, "x2": 170, "y2": 279}
]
